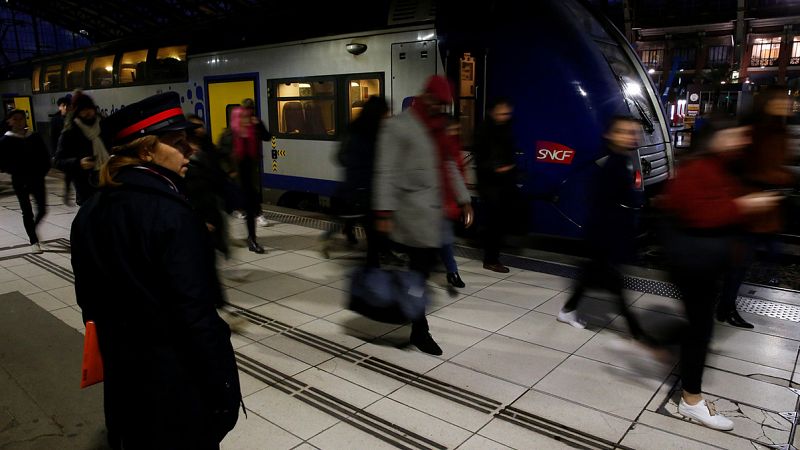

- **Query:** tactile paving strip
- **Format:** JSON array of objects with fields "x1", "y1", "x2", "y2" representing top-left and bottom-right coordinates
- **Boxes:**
[{"x1": 736, "y1": 296, "x2": 800, "y2": 323}]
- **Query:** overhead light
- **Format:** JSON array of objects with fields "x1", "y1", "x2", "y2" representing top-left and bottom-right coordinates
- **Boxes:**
[
  {"x1": 298, "y1": 83, "x2": 311, "y2": 88},
  {"x1": 648, "y1": 68, "x2": 655, "y2": 74},
  {"x1": 346, "y1": 43, "x2": 367, "y2": 55},
  {"x1": 679, "y1": 69, "x2": 684, "y2": 72},
  {"x1": 105, "y1": 66, "x2": 112, "y2": 72},
  {"x1": 350, "y1": 82, "x2": 360, "y2": 87},
  {"x1": 578, "y1": 87, "x2": 587, "y2": 97}
]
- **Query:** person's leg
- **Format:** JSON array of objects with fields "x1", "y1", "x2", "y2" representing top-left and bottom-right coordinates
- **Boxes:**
[
  {"x1": 558, "y1": 260, "x2": 592, "y2": 328},
  {"x1": 239, "y1": 159, "x2": 264, "y2": 253},
  {"x1": 13, "y1": 180, "x2": 38, "y2": 245},
  {"x1": 717, "y1": 237, "x2": 754, "y2": 327},
  {"x1": 31, "y1": 177, "x2": 47, "y2": 226},
  {"x1": 407, "y1": 246, "x2": 441, "y2": 355}
]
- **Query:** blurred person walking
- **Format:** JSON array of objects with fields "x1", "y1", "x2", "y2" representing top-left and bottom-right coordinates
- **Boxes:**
[
  {"x1": 557, "y1": 116, "x2": 649, "y2": 342},
  {"x1": 373, "y1": 75, "x2": 472, "y2": 355},
  {"x1": 231, "y1": 99, "x2": 271, "y2": 253},
  {"x1": 660, "y1": 118, "x2": 781, "y2": 430},
  {"x1": 55, "y1": 92, "x2": 109, "y2": 205},
  {"x1": 440, "y1": 118, "x2": 472, "y2": 289},
  {"x1": 185, "y1": 114, "x2": 231, "y2": 261},
  {"x1": 474, "y1": 98, "x2": 516, "y2": 273},
  {"x1": 0, "y1": 110, "x2": 51, "y2": 253},
  {"x1": 72, "y1": 92, "x2": 241, "y2": 448},
  {"x1": 717, "y1": 86, "x2": 798, "y2": 328},
  {"x1": 323, "y1": 96, "x2": 389, "y2": 264},
  {"x1": 50, "y1": 95, "x2": 74, "y2": 205}
]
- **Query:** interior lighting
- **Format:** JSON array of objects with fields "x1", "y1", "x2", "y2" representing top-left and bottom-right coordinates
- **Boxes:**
[
  {"x1": 351, "y1": 82, "x2": 360, "y2": 87},
  {"x1": 298, "y1": 83, "x2": 311, "y2": 88},
  {"x1": 648, "y1": 68, "x2": 655, "y2": 74},
  {"x1": 105, "y1": 66, "x2": 112, "y2": 72}
]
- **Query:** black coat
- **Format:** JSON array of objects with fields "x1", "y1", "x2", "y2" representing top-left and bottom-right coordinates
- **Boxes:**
[
  {"x1": 55, "y1": 123, "x2": 98, "y2": 204},
  {"x1": 0, "y1": 132, "x2": 51, "y2": 180},
  {"x1": 186, "y1": 144, "x2": 230, "y2": 255},
  {"x1": 71, "y1": 163, "x2": 241, "y2": 449},
  {"x1": 474, "y1": 119, "x2": 517, "y2": 189},
  {"x1": 336, "y1": 130, "x2": 377, "y2": 214}
]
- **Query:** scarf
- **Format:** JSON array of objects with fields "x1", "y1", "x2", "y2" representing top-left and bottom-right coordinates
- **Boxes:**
[
  {"x1": 73, "y1": 118, "x2": 110, "y2": 171},
  {"x1": 231, "y1": 107, "x2": 258, "y2": 160},
  {"x1": 411, "y1": 100, "x2": 458, "y2": 218}
]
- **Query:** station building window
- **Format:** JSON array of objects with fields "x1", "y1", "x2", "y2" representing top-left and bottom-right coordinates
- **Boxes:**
[
  {"x1": 90, "y1": 55, "x2": 114, "y2": 88},
  {"x1": 43, "y1": 64, "x2": 62, "y2": 92},
  {"x1": 32, "y1": 66, "x2": 40, "y2": 93},
  {"x1": 640, "y1": 48, "x2": 663, "y2": 71},
  {"x1": 672, "y1": 47, "x2": 696, "y2": 70},
  {"x1": 750, "y1": 37, "x2": 781, "y2": 67},
  {"x1": 152, "y1": 45, "x2": 187, "y2": 81},
  {"x1": 275, "y1": 79, "x2": 336, "y2": 138},
  {"x1": 791, "y1": 37, "x2": 800, "y2": 65},
  {"x1": 66, "y1": 59, "x2": 86, "y2": 90},
  {"x1": 348, "y1": 77, "x2": 381, "y2": 121},
  {"x1": 119, "y1": 49, "x2": 148, "y2": 84},
  {"x1": 707, "y1": 45, "x2": 731, "y2": 67}
]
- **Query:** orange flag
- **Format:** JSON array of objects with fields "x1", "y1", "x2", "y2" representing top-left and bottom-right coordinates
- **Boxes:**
[{"x1": 80, "y1": 320, "x2": 104, "y2": 388}]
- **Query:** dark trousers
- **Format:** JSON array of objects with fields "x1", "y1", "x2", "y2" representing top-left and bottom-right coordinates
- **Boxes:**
[
  {"x1": 12, "y1": 177, "x2": 47, "y2": 245},
  {"x1": 673, "y1": 269, "x2": 717, "y2": 394},
  {"x1": 480, "y1": 175, "x2": 515, "y2": 264},
  {"x1": 401, "y1": 245, "x2": 437, "y2": 334},
  {"x1": 563, "y1": 257, "x2": 650, "y2": 342},
  {"x1": 237, "y1": 158, "x2": 261, "y2": 241}
]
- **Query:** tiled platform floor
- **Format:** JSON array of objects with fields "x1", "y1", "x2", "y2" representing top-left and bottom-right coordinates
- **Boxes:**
[{"x1": 0, "y1": 175, "x2": 798, "y2": 449}]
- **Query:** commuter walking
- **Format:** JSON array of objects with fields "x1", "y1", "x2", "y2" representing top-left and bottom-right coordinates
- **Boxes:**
[
  {"x1": 440, "y1": 119, "x2": 472, "y2": 289},
  {"x1": 660, "y1": 118, "x2": 780, "y2": 431},
  {"x1": 55, "y1": 92, "x2": 109, "y2": 205},
  {"x1": 0, "y1": 110, "x2": 51, "y2": 253},
  {"x1": 50, "y1": 95, "x2": 74, "y2": 205},
  {"x1": 557, "y1": 116, "x2": 649, "y2": 342},
  {"x1": 323, "y1": 96, "x2": 389, "y2": 264},
  {"x1": 72, "y1": 92, "x2": 241, "y2": 448},
  {"x1": 718, "y1": 86, "x2": 798, "y2": 328},
  {"x1": 373, "y1": 75, "x2": 472, "y2": 355},
  {"x1": 185, "y1": 114, "x2": 231, "y2": 260},
  {"x1": 231, "y1": 99, "x2": 271, "y2": 253},
  {"x1": 474, "y1": 98, "x2": 516, "y2": 273}
]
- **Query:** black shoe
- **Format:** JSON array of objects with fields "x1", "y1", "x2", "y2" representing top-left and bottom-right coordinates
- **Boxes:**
[
  {"x1": 483, "y1": 262, "x2": 510, "y2": 273},
  {"x1": 446, "y1": 272, "x2": 465, "y2": 288},
  {"x1": 410, "y1": 332, "x2": 443, "y2": 356},
  {"x1": 725, "y1": 310, "x2": 754, "y2": 329},
  {"x1": 247, "y1": 238, "x2": 265, "y2": 254}
]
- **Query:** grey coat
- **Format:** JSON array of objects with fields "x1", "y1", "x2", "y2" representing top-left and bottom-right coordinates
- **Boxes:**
[{"x1": 373, "y1": 110, "x2": 443, "y2": 248}]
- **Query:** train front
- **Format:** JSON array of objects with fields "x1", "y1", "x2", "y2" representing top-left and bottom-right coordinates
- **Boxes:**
[{"x1": 438, "y1": 0, "x2": 673, "y2": 239}]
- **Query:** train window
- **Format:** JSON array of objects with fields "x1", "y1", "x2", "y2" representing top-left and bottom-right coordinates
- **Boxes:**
[
  {"x1": 90, "y1": 55, "x2": 114, "y2": 88},
  {"x1": 32, "y1": 66, "x2": 41, "y2": 93},
  {"x1": 275, "y1": 79, "x2": 336, "y2": 138},
  {"x1": 119, "y1": 49, "x2": 148, "y2": 84},
  {"x1": 348, "y1": 78, "x2": 381, "y2": 121},
  {"x1": 43, "y1": 64, "x2": 63, "y2": 92},
  {"x1": 152, "y1": 45, "x2": 187, "y2": 81},
  {"x1": 597, "y1": 42, "x2": 657, "y2": 132},
  {"x1": 66, "y1": 59, "x2": 86, "y2": 90}
]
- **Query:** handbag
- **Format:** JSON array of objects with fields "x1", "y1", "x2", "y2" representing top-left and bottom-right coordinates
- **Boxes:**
[
  {"x1": 348, "y1": 266, "x2": 430, "y2": 324},
  {"x1": 80, "y1": 320, "x2": 104, "y2": 388}
]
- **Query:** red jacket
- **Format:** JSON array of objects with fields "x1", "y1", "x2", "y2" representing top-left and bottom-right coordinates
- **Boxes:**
[
  {"x1": 661, "y1": 155, "x2": 745, "y2": 230},
  {"x1": 439, "y1": 134, "x2": 466, "y2": 221}
]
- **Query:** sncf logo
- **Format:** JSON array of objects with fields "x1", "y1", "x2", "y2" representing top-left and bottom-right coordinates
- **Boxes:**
[{"x1": 535, "y1": 141, "x2": 576, "y2": 165}]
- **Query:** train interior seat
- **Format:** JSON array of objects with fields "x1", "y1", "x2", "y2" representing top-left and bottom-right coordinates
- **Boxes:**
[
  {"x1": 303, "y1": 101, "x2": 326, "y2": 135},
  {"x1": 282, "y1": 101, "x2": 306, "y2": 134}
]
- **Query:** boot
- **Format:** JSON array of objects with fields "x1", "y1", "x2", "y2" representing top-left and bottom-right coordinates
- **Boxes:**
[
  {"x1": 410, "y1": 331, "x2": 442, "y2": 356},
  {"x1": 446, "y1": 272, "x2": 465, "y2": 288},
  {"x1": 247, "y1": 237, "x2": 265, "y2": 254}
]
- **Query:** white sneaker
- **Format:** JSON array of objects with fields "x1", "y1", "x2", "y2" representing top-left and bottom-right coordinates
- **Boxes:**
[
  {"x1": 232, "y1": 211, "x2": 246, "y2": 219},
  {"x1": 678, "y1": 398, "x2": 734, "y2": 431},
  {"x1": 256, "y1": 215, "x2": 269, "y2": 227},
  {"x1": 30, "y1": 243, "x2": 43, "y2": 254},
  {"x1": 557, "y1": 309, "x2": 587, "y2": 329}
]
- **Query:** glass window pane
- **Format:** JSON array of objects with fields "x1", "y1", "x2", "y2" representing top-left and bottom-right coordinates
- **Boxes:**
[
  {"x1": 277, "y1": 80, "x2": 334, "y2": 98},
  {"x1": 348, "y1": 78, "x2": 381, "y2": 120},
  {"x1": 152, "y1": 45, "x2": 187, "y2": 80},
  {"x1": 43, "y1": 64, "x2": 62, "y2": 92},
  {"x1": 90, "y1": 55, "x2": 114, "y2": 88},
  {"x1": 119, "y1": 49, "x2": 148, "y2": 84},
  {"x1": 66, "y1": 59, "x2": 86, "y2": 90},
  {"x1": 32, "y1": 66, "x2": 40, "y2": 92},
  {"x1": 277, "y1": 99, "x2": 335, "y2": 135}
]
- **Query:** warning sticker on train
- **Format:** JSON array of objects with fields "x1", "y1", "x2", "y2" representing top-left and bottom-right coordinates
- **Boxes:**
[{"x1": 536, "y1": 141, "x2": 576, "y2": 164}]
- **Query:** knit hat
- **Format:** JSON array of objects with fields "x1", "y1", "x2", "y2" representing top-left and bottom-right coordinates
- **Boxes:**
[
  {"x1": 424, "y1": 75, "x2": 453, "y2": 104},
  {"x1": 71, "y1": 92, "x2": 96, "y2": 114}
]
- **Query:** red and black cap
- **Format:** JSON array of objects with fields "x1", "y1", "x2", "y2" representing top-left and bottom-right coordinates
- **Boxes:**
[{"x1": 102, "y1": 92, "x2": 198, "y2": 148}]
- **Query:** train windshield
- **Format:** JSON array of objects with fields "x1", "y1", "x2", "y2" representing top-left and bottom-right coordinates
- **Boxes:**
[{"x1": 561, "y1": 0, "x2": 659, "y2": 134}]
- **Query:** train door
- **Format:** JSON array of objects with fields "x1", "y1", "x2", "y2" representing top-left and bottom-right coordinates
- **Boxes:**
[
  {"x1": 204, "y1": 74, "x2": 260, "y2": 146},
  {"x1": 390, "y1": 40, "x2": 437, "y2": 115},
  {"x1": 1, "y1": 95, "x2": 35, "y2": 131}
]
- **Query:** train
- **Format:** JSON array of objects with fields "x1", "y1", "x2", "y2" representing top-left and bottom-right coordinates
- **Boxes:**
[{"x1": 0, "y1": 0, "x2": 673, "y2": 239}]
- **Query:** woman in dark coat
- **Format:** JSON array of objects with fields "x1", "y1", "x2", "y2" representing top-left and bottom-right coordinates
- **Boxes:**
[{"x1": 71, "y1": 93, "x2": 241, "y2": 449}]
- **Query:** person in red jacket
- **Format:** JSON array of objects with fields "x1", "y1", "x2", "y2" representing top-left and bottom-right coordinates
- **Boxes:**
[{"x1": 659, "y1": 118, "x2": 780, "y2": 431}]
